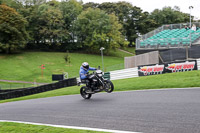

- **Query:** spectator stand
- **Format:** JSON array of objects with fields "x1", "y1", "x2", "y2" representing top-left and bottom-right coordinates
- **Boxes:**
[{"x1": 136, "y1": 22, "x2": 200, "y2": 50}]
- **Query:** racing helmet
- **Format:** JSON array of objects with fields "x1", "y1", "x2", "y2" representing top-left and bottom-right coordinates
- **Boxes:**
[{"x1": 82, "y1": 62, "x2": 89, "y2": 70}]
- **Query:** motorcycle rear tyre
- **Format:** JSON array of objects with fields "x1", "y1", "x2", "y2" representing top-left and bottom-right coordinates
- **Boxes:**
[{"x1": 80, "y1": 86, "x2": 92, "y2": 99}]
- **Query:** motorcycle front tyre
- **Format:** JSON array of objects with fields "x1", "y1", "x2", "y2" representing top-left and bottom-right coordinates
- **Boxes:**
[
  {"x1": 104, "y1": 80, "x2": 114, "y2": 93},
  {"x1": 80, "y1": 86, "x2": 92, "y2": 99}
]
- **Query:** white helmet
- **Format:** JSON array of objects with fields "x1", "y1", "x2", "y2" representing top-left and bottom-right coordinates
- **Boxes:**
[{"x1": 82, "y1": 62, "x2": 89, "y2": 70}]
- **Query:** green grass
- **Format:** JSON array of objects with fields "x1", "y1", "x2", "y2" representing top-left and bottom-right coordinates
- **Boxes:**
[
  {"x1": 113, "y1": 70, "x2": 200, "y2": 91},
  {"x1": 1, "y1": 70, "x2": 200, "y2": 103},
  {"x1": 0, "y1": 82, "x2": 35, "y2": 90},
  {"x1": 0, "y1": 122, "x2": 106, "y2": 133},
  {"x1": 0, "y1": 51, "x2": 126, "y2": 83},
  {"x1": 108, "y1": 48, "x2": 134, "y2": 57}
]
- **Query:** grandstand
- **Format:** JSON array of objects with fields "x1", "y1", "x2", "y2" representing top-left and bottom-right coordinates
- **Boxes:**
[
  {"x1": 136, "y1": 22, "x2": 200, "y2": 49},
  {"x1": 133, "y1": 22, "x2": 200, "y2": 63}
]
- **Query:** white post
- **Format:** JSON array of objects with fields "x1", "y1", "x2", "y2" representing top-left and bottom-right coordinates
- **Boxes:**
[
  {"x1": 63, "y1": 72, "x2": 68, "y2": 79},
  {"x1": 100, "y1": 47, "x2": 105, "y2": 72}
]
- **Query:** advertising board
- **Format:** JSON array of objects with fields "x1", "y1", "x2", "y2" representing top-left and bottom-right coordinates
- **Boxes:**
[{"x1": 138, "y1": 60, "x2": 197, "y2": 76}]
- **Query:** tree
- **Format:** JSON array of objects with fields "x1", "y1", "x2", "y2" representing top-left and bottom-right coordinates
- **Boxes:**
[
  {"x1": 108, "y1": 13, "x2": 128, "y2": 49},
  {"x1": 15, "y1": 0, "x2": 47, "y2": 7},
  {"x1": 149, "y1": 6, "x2": 190, "y2": 26},
  {"x1": 0, "y1": 4, "x2": 28, "y2": 53},
  {"x1": 74, "y1": 8, "x2": 127, "y2": 53},
  {"x1": 31, "y1": 1, "x2": 67, "y2": 46},
  {"x1": 0, "y1": 0, "x2": 23, "y2": 10},
  {"x1": 59, "y1": 0, "x2": 82, "y2": 44},
  {"x1": 83, "y1": 2, "x2": 99, "y2": 10},
  {"x1": 64, "y1": 50, "x2": 71, "y2": 66},
  {"x1": 124, "y1": 6, "x2": 143, "y2": 46},
  {"x1": 137, "y1": 12, "x2": 158, "y2": 34},
  {"x1": 91, "y1": 2, "x2": 143, "y2": 46}
]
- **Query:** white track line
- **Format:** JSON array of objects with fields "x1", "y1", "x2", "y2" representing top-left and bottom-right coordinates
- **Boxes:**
[
  {"x1": 0, "y1": 120, "x2": 141, "y2": 133},
  {"x1": 113, "y1": 87, "x2": 200, "y2": 93}
]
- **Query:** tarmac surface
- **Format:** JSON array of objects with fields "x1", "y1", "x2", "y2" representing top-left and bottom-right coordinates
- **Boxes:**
[{"x1": 0, "y1": 88, "x2": 200, "y2": 133}]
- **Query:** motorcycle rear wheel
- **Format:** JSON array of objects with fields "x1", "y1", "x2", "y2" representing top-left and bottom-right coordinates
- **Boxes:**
[
  {"x1": 104, "y1": 80, "x2": 114, "y2": 93},
  {"x1": 80, "y1": 86, "x2": 92, "y2": 99}
]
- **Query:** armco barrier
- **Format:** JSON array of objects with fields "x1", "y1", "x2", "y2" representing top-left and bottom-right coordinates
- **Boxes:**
[
  {"x1": 197, "y1": 59, "x2": 200, "y2": 70},
  {"x1": 0, "y1": 78, "x2": 77, "y2": 100},
  {"x1": 110, "y1": 67, "x2": 138, "y2": 80}
]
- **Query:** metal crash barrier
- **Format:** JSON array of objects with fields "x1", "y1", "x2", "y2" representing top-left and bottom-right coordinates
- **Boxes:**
[{"x1": 0, "y1": 78, "x2": 77, "y2": 100}]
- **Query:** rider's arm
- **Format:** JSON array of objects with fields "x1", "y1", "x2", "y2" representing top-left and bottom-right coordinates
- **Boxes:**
[{"x1": 88, "y1": 67, "x2": 97, "y2": 71}]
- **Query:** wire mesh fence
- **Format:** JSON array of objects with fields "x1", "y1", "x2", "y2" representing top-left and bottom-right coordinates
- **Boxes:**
[{"x1": 105, "y1": 63, "x2": 124, "y2": 72}]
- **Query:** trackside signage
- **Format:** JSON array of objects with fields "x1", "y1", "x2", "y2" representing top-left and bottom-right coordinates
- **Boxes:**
[
  {"x1": 165, "y1": 61, "x2": 195, "y2": 72},
  {"x1": 138, "y1": 64, "x2": 164, "y2": 76},
  {"x1": 138, "y1": 60, "x2": 197, "y2": 76}
]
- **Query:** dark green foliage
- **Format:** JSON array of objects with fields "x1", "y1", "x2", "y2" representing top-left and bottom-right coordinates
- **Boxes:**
[
  {"x1": 0, "y1": 0, "x2": 195, "y2": 53},
  {"x1": 74, "y1": 8, "x2": 128, "y2": 53},
  {"x1": 83, "y1": 2, "x2": 193, "y2": 46},
  {"x1": 149, "y1": 6, "x2": 190, "y2": 26},
  {"x1": 97, "y1": 2, "x2": 142, "y2": 45},
  {"x1": 0, "y1": 4, "x2": 28, "y2": 53},
  {"x1": 64, "y1": 51, "x2": 71, "y2": 65}
]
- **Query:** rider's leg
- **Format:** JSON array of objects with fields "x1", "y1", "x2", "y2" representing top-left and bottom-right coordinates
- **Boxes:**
[{"x1": 84, "y1": 78, "x2": 93, "y2": 93}]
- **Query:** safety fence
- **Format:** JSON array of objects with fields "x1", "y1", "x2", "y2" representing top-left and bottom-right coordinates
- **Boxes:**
[
  {"x1": 76, "y1": 68, "x2": 138, "y2": 82},
  {"x1": 197, "y1": 59, "x2": 200, "y2": 70},
  {"x1": 0, "y1": 78, "x2": 77, "y2": 100},
  {"x1": 110, "y1": 67, "x2": 138, "y2": 80},
  {"x1": 105, "y1": 63, "x2": 124, "y2": 72}
]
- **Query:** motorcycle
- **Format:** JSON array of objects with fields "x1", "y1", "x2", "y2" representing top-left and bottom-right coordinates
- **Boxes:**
[{"x1": 78, "y1": 69, "x2": 114, "y2": 99}]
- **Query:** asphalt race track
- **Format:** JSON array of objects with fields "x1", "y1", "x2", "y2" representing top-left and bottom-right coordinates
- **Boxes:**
[{"x1": 0, "y1": 88, "x2": 200, "y2": 133}]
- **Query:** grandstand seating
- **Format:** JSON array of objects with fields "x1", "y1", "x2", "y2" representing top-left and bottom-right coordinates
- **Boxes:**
[{"x1": 140, "y1": 28, "x2": 200, "y2": 48}]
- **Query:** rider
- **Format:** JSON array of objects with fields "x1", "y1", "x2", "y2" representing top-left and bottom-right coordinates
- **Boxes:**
[{"x1": 79, "y1": 62, "x2": 97, "y2": 92}]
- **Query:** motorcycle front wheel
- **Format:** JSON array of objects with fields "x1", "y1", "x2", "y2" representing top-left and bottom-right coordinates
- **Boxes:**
[
  {"x1": 80, "y1": 86, "x2": 92, "y2": 99},
  {"x1": 104, "y1": 80, "x2": 114, "y2": 93}
]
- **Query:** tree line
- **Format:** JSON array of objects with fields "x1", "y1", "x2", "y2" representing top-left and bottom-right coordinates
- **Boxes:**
[{"x1": 0, "y1": 0, "x2": 194, "y2": 54}]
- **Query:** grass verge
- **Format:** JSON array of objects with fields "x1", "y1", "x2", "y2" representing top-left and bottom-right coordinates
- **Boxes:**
[
  {"x1": 0, "y1": 82, "x2": 35, "y2": 90},
  {"x1": 113, "y1": 70, "x2": 200, "y2": 91},
  {"x1": 108, "y1": 48, "x2": 134, "y2": 57},
  {"x1": 120, "y1": 46, "x2": 135, "y2": 55},
  {"x1": 0, "y1": 52, "x2": 125, "y2": 83},
  {"x1": 1, "y1": 70, "x2": 200, "y2": 103},
  {"x1": 0, "y1": 122, "x2": 106, "y2": 133}
]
